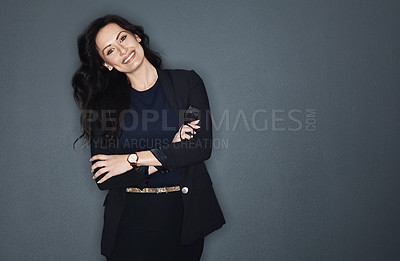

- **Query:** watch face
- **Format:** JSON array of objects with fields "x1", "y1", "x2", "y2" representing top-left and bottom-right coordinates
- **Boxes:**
[{"x1": 128, "y1": 154, "x2": 137, "y2": 163}]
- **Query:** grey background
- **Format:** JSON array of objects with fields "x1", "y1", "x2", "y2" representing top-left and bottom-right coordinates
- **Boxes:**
[{"x1": 1, "y1": 0, "x2": 399, "y2": 260}]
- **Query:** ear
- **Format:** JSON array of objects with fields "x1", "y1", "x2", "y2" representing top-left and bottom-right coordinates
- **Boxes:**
[
  {"x1": 103, "y1": 62, "x2": 113, "y2": 71},
  {"x1": 134, "y1": 34, "x2": 142, "y2": 42}
]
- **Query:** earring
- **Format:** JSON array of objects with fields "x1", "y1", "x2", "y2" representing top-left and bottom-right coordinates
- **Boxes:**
[{"x1": 103, "y1": 63, "x2": 113, "y2": 71}]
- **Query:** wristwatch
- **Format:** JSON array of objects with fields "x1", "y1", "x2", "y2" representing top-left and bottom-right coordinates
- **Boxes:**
[{"x1": 127, "y1": 153, "x2": 140, "y2": 170}]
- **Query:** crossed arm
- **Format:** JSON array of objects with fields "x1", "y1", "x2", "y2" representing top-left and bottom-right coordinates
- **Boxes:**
[
  {"x1": 90, "y1": 120, "x2": 200, "y2": 184},
  {"x1": 89, "y1": 70, "x2": 212, "y2": 191}
]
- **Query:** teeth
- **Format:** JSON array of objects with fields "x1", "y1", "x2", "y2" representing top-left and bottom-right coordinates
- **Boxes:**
[{"x1": 123, "y1": 51, "x2": 134, "y2": 63}]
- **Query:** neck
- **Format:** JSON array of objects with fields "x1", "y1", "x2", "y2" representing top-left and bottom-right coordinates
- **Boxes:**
[{"x1": 125, "y1": 60, "x2": 158, "y2": 91}]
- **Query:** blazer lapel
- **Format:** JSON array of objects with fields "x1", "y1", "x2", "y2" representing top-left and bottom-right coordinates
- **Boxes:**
[
  {"x1": 157, "y1": 68, "x2": 193, "y2": 188},
  {"x1": 157, "y1": 68, "x2": 182, "y2": 125}
]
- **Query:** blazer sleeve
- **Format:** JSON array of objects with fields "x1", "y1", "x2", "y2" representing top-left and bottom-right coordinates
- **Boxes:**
[
  {"x1": 90, "y1": 125, "x2": 150, "y2": 191},
  {"x1": 155, "y1": 70, "x2": 213, "y2": 170}
]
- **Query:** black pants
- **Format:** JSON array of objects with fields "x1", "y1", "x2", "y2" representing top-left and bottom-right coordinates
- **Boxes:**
[{"x1": 108, "y1": 190, "x2": 204, "y2": 261}]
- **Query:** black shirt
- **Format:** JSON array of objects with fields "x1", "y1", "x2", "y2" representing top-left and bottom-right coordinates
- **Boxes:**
[{"x1": 120, "y1": 77, "x2": 180, "y2": 187}]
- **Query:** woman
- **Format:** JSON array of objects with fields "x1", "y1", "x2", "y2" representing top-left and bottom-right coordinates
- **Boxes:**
[{"x1": 72, "y1": 15, "x2": 225, "y2": 260}]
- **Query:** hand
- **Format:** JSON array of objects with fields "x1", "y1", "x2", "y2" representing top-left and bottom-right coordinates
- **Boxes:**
[
  {"x1": 148, "y1": 166, "x2": 158, "y2": 175},
  {"x1": 172, "y1": 120, "x2": 200, "y2": 143},
  {"x1": 90, "y1": 154, "x2": 132, "y2": 183}
]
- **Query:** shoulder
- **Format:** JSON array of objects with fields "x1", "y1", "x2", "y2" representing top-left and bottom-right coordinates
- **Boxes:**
[
  {"x1": 161, "y1": 68, "x2": 202, "y2": 81},
  {"x1": 162, "y1": 68, "x2": 192, "y2": 75}
]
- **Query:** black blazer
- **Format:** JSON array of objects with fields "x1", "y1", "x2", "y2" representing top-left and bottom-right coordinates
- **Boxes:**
[{"x1": 90, "y1": 68, "x2": 226, "y2": 258}]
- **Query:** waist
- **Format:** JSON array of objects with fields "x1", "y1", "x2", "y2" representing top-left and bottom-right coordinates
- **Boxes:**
[
  {"x1": 145, "y1": 168, "x2": 180, "y2": 187},
  {"x1": 126, "y1": 185, "x2": 180, "y2": 194}
]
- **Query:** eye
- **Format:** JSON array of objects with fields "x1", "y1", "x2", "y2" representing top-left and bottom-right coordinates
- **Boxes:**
[
  {"x1": 107, "y1": 48, "x2": 114, "y2": 55},
  {"x1": 120, "y1": 35, "x2": 127, "y2": 42}
]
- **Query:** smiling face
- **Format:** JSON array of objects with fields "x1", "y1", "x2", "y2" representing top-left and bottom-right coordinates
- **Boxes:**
[{"x1": 95, "y1": 23, "x2": 146, "y2": 73}]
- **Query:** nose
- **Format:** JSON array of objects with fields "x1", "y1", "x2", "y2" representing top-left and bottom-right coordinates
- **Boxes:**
[{"x1": 119, "y1": 47, "x2": 128, "y2": 56}]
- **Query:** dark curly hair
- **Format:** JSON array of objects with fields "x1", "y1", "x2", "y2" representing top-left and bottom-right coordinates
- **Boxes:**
[{"x1": 72, "y1": 14, "x2": 162, "y2": 148}]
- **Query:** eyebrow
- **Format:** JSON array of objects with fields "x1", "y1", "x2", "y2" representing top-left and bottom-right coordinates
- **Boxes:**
[{"x1": 102, "y1": 31, "x2": 127, "y2": 54}]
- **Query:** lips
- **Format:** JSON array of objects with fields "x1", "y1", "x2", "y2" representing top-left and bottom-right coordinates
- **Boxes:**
[{"x1": 123, "y1": 50, "x2": 135, "y2": 64}]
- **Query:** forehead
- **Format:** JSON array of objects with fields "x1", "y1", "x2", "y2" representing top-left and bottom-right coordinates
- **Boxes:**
[{"x1": 95, "y1": 23, "x2": 125, "y2": 49}]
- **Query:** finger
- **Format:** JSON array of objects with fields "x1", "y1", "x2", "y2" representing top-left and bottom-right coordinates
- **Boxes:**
[
  {"x1": 181, "y1": 125, "x2": 195, "y2": 133},
  {"x1": 184, "y1": 124, "x2": 199, "y2": 132},
  {"x1": 187, "y1": 122, "x2": 201, "y2": 129},
  {"x1": 182, "y1": 130, "x2": 195, "y2": 138},
  {"x1": 182, "y1": 126, "x2": 198, "y2": 136},
  {"x1": 91, "y1": 161, "x2": 107, "y2": 173},
  {"x1": 182, "y1": 133, "x2": 193, "y2": 140},
  {"x1": 93, "y1": 167, "x2": 108, "y2": 179},
  {"x1": 183, "y1": 130, "x2": 196, "y2": 136},
  {"x1": 90, "y1": 154, "x2": 109, "y2": 162},
  {"x1": 97, "y1": 173, "x2": 111, "y2": 184},
  {"x1": 184, "y1": 123, "x2": 195, "y2": 130},
  {"x1": 185, "y1": 127, "x2": 197, "y2": 135},
  {"x1": 180, "y1": 124, "x2": 196, "y2": 134}
]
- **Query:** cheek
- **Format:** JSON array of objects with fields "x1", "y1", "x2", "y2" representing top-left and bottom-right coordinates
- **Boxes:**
[
  {"x1": 104, "y1": 55, "x2": 119, "y2": 65},
  {"x1": 135, "y1": 44, "x2": 145, "y2": 57}
]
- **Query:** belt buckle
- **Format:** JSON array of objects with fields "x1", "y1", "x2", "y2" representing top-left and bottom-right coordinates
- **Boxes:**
[{"x1": 155, "y1": 188, "x2": 160, "y2": 194}]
